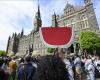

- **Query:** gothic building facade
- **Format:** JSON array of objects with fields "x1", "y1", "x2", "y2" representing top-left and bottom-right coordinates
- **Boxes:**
[
  {"x1": 6, "y1": 0, "x2": 99, "y2": 55},
  {"x1": 52, "y1": 0, "x2": 99, "y2": 43},
  {"x1": 6, "y1": 5, "x2": 46, "y2": 56}
]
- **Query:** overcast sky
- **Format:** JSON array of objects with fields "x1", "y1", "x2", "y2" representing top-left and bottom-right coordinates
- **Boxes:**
[{"x1": 0, "y1": 0, "x2": 100, "y2": 50}]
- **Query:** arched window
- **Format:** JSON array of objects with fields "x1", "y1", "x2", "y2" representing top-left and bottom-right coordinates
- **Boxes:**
[
  {"x1": 71, "y1": 19, "x2": 74, "y2": 23},
  {"x1": 84, "y1": 20, "x2": 88, "y2": 28},
  {"x1": 81, "y1": 15, "x2": 86, "y2": 20}
]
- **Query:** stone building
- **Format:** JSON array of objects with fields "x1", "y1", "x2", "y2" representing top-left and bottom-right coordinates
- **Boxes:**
[
  {"x1": 6, "y1": 5, "x2": 46, "y2": 56},
  {"x1": 52, "y1": 0, "x2": 99, "y2": 43},
  {"x1": 6, "y1": 0, "x2": 99, "y2": 55}
]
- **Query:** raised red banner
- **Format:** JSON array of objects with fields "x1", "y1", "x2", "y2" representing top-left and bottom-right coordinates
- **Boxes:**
[{"x1": 39, "y1": 27, "x2": 74, "y2": 48}]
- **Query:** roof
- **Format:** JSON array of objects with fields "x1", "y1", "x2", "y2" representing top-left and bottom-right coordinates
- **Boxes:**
[{"x1": 64, "y1": 3, "x2": 84, "y2": 12}]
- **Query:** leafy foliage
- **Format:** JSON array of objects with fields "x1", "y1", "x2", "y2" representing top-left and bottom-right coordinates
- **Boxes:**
[
  {"x1": 47, "y1": 48, "x2": 54, "y2": 53},
  {"x1": 0, "y1": 50, "x2": 6, "y2": 56},
  {"x1": 80, "y1": 31, "x2": 100, "y2": 53}
]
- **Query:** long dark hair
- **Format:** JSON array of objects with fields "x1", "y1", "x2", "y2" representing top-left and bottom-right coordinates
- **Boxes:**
[{"x1": 33, "y1": 55, "x2": 69, "y2": 80}]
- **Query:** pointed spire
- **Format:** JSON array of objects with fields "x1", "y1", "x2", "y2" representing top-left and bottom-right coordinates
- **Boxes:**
[
  {"x1": 52, "y1": 10, "x2": 58, "y2": 27},
  {"x1": 34, "y1": 4, "x2": 42, "y2": 32},
  {"x1": 53, "y1": 9, "x2": 56, "y2": 15},
  {"x1": 14, "y1": 32, "x2": 17, "y2": 37},
  {"x1": 37, "y1": 4, "x2": 41, "y2": 19},
  {"x1": 12, "y1": 33, "x2": 14, "y2": 38},
  {"x1": 38, "y1": 5, "x2": 40, "y2": 13},
  {"x1": 8, "y1": 36, "x2": 11, "y2": 40},
  {"x1": 21, "y1": 28, "x2": 24, "y2": 37},
  {"x1": 67, "y1": 1, "x2": 69, "y2": 5}
]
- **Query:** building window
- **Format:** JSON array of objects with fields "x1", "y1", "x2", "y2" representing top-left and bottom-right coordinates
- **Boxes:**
[
  {"x1": 81, "y1": 21, "x2": 85, "y2": 29},
  {"x1": 84, "y1": 20, "x2": 88, "y2": 28},
  {"x1": 81, "y1": 14, "x2": 86, "y2": 20},
  {"x1": 71, "y1": 19, "x2": 74, "y2": 23}
]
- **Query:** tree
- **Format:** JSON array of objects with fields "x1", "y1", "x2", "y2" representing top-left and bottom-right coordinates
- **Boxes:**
[
  {"x1": 0, "y1": 50, "x2": 6, "y2": 56},
  {"x1": 95, "y1": 37, "x2": 100, "y2": 48},
  {"x1": 80, "y1": 31, "x2": 100, "y2": 54},
  {"x1": 47, "y1": 48, "x2": 54, "y2": 54}
]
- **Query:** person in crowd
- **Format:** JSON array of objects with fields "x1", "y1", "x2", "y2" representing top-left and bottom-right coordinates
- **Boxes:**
[
  {"x1": 0, "y1": 57, "x2": 7, "y2": 80},
  {"x1": 31, "y1": 57, "x2": 37, "y2": 68},
  {"x1": 85, "y1": 59, "x2": 96, "y2": 80},
  {"x1": 8, "y1": 56, "x2": 17, "y2": 80},
  {"x1": 74, "y1": 55, "x2": 82, "y2": 80},
  {"x1": 17, "y1": 57, "x2": 24, "y2": 72},
  {"x1": 19, "y1": 57, "x2": 24, "y2": 64},
  {"x1": 18, "y1": 55, "x2": 36, "y2": 80},
  {"x1": 2, "y1": 58, "x2": 9, "y2": 80},
  {"x1": 94, "y1": 49, "x2": 100, "y2": 77},
  {"x1": 33, "y1": 55, "x2": 69, "y2": 80},
  {"x1": 63, "y1": 57, "x2": 74, "y2": 80},
  {"x1": 96, "y1": 55, "x2": 100, "y2": 73},
  {"x1": 2, "y1": 57, "x2": 8, "y2": 72}
]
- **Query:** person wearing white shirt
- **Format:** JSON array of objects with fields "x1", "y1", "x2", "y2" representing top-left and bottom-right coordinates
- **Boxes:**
[
  {"x1": 63, "y1": 58, "x2": 74, "y2": 80},
  {"x1": 86, "y1": 59, "x2": 96, "y2": 80},
  {"x1": 74, "y1": 55, "x2": 82, "y2": 80}
]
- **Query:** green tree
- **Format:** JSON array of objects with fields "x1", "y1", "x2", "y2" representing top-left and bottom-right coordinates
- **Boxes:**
[
  {"x1": 95, "y1": 37, "x2": 100, "y2": 48},
  {"x1": 0, "y1": 50, "x2": 6, "y2": 56},
  {"x1": 47, "y1": 48, "x2": 54, "y2": 53},
  {"x1": 80, "y1": 31, "x2": 100, "y2": 54}
]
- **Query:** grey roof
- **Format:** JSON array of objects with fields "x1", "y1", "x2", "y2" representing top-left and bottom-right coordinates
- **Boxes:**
[
  {"x1": 64, "y1": 2, "x2": 84, "y2": 11},
  {"x1": 74, "y1": 5, "x2": 84, "y2": 11},
  {"x1": 64, "y1": 3, "x2": 74, "y2": 10}
]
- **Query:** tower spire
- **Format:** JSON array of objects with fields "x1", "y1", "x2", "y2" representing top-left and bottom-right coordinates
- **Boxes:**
[
  {"x1": 37, "y1": 4, "x2": 41, "y2": 19},
  {"x1": 53, "y1": 9, "x2": 55, "y2": 15},
  {"x1": 52, "y1": 10, "x2": 58, "y2": 27},
  {"x1": 67, "y1": 1, "x2": 68, "y2": 4},
  {"x1": 21, "y1": 28, "x2": 24, "y2": 37},
  {"x1": 34, "y1": 4, "x2": 42, "y2": 32}
]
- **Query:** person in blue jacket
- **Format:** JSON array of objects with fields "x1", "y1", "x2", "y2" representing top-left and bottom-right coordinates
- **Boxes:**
[{"x1": 18, "y1": 55, "x2": 36, "y2": 80}]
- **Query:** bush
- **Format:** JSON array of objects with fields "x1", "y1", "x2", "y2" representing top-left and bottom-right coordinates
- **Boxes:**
[
  {"x1": 0, "y1": 50, "x2": 6, "y2": 56},
  {"x1": 47, "y1": 48, "x2": 55, "y2": 53}
]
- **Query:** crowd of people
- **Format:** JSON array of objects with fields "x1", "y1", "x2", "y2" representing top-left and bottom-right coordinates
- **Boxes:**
[{"x1": 0, "y1": 50, "x2": 100, "y2": 80}]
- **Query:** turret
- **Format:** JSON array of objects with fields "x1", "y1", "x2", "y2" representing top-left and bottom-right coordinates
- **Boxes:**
[
  {"x1": 6, "y1": 36, "x2": 11, "y2": 53},
  {"x1": 84, "y1": 0, "x2": 92, "y2": 5},
  {"x1": 34, "y1": 5, "x2": 42, "y2": 32},
  {"x1": 52, "y1": 10, "x2": 58, "y2": 27},
  {"x1": 21, "y1": 28, "x2": 24, "y2": 37},
  {"x1": 12, "y1": 33, "x2": 19, "y2": 54}
]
